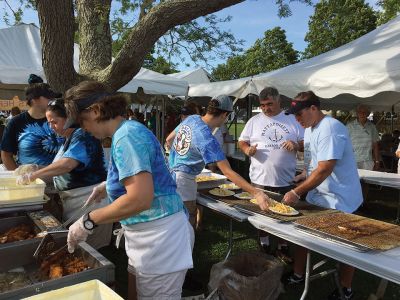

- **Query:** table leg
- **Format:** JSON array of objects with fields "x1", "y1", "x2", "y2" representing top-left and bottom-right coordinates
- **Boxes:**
[
  {"x1": 396, "y1": 192, "x2": 400, "y2": 224},
  {"x1": 300, "y1": 251, "x2": 311, "y2": 300},
  {"x1": 224, "y1": 218, "x2": 233, "y2": 261}
]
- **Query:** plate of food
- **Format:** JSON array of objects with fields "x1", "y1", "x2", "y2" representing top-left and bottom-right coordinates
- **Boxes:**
[
  {"x1": 268, "y1": 202, "x2": 299, "y2": 216},
  {"x1": 209, "y1": 188, "x2": 235, "y2": 197},
  {"x1": 219, "y1": 183, "x2": 241, "y2": 190},
  {"x1": 234, "y1": 192, "x2": 253, "y2": 200}
]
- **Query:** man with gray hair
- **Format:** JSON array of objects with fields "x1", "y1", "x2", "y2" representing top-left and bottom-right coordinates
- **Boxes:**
[
  {"x1": 238, "y1": 87, "x2": 304, "y2": 253},
  {"x1": 346, "y1": 104, "x2": 380, "y2": 170}
]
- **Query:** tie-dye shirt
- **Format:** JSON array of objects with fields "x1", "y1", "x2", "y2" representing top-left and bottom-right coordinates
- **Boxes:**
[
  {"x1": 0, "y1": 111, "x2": 63, "y2": 166},
  {"x1": 53, "y1": 128, "x2": 107, "y2": 191},
  {"x1": 169, "y1": 115, "x2": 226, "y2": 175},
  {"x1": 106, "y1": 120, "x2": 183, "y2": 226}
]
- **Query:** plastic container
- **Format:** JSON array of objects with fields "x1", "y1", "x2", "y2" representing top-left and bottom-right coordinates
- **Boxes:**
[
  {"x1": 0, "y1": 177, "x2": 46, "y2": 204},
  {"x1": 22, "y1": 280, "x2": 122, "y2": 300}
]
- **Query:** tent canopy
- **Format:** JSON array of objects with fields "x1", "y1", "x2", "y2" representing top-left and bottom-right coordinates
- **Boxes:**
[
  {"x1": 188, "y1": 16, "x2": 400, "y2": 111},
  {"x1": 167, "y1": 68, "x2": 210, "y2": 84},
  {"x1": 0, "y1": 23, "x2": 188, "y2": 96}
]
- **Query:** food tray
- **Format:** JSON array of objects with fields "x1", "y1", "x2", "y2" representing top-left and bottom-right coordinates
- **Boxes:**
[
  {"x1": 199, "y1": 188, "x2": 338, "y2": 222},
  {"x1": 295, "y1": 213, "x2": 400, "y2": 251},
  {"x1": 23, "y1": 279, "x2": 122, "y2": 300},
  {"x1": 0, "y1": 177, "x2": 46, "y2": 204},
  {"x1": 0, "y1": 214, "x2": 63, "y2": 272},
  {"x1": 0, "y1": 241, "x2": 115, "y2": 300},
  {"x1": 196, "y1": 172, "x2": 227, "y2": 189}
]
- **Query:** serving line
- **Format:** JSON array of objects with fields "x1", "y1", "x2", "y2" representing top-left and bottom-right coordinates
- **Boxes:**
[
  {"x1": 248, "y1": 214, "x2": 400, "y2": 300},
  {"x1": 358, "y1": 169, "x2": 400, "y2": 223}
]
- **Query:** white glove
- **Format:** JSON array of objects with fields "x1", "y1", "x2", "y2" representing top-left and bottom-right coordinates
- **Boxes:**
[
  {"x1": 85, "y1": 181, "x2": 107, "y2": 206},
  {"x1": 67, "y1": 216, "x2": 93, "y2": 253},
  {"x1": 253, "y1": 190, "x2": 272, "y2": 211},
  {"x1": 16, "y1": 173, "x2": 33, "y2": 185},
  {"x1": 14, "y1": 164, "x2": 39, "y2": 176}
]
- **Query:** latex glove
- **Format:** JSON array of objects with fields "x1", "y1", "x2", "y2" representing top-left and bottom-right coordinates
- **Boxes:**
[
  {"x1": 67, "y1": 216, "x2": 93, "y2": 253},
  {"x1": 283, "y1": 190, "x2": 300, "y2": 206},
  {"x1": 16, "y1": 172, "x2": 33, "y2": 185},
  {"x1": 85, "y1": 181, "x2": 107, "y2": 206},
  {"x1": 14, "y1": 164, "x2": 39, "y2": 176},
  {"x1": 281, "y1": 140, "x2": 298, "y2": 152},
  {"x1": 253, "y1": 190, "x2": 272, "y2": 211},
  {"x1": 246, "y1": 144, "x2": 258, "y2": 156},
  {"x1": 293, "y1": 171, "x2": 306, "y2": 183}
]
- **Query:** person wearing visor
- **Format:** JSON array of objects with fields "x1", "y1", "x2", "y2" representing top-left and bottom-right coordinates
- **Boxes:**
[
  {"x1": 64, "y1": 81, "x2": 193, "y2": 300},
  {"x1": 16, "y1": 99, "x2": 112, "y2": 250},
  {"x1": 282, "y1": 91, "x2": 362, "y2": 300},
  {"x1": 168, "y1": 95, "x2": 272, "y2": 229},
  {"x1": 1, "y1": 83, "x2": 63, "y2": 170}
]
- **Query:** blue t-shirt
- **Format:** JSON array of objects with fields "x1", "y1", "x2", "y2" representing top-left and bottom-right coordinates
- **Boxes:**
[
  {"x1": 0, "y1": 111, "x2": 63, "y2": 166},
  {"x1": 53, "y1": 128, "x2": 107, "y2": 191},
  {"x1": 106, "y1": 120, "x2": 183, "y2": 226},
  {"x1": 304, "y1": 116, "x2": 363, "y2": 213},
  {"x1": 169, "y1": 115, "x2": 225, "y2": 175}
]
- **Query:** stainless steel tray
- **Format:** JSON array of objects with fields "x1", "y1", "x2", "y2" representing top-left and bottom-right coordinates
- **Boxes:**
[
  {"x1": 295, "y1": 224, "x2": 374, "y2": 252},
  {"x1": 0, "y1": 215, "x2": 64, "y2": 272},
  {"x1": 0, "y1": 242, "x2": 115, "y2": 299}
]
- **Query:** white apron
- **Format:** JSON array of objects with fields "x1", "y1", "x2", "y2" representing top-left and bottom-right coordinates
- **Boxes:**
[{"x1": 122, "y1": 211, "x2": 194, "y2": 275}]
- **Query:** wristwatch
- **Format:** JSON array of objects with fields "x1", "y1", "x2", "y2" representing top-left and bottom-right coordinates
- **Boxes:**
[{"x1": 83, "y1": 212, "x2": 97, "y2": 231}]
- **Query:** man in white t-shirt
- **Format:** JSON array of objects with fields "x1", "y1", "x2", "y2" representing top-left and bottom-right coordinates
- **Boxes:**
[
  {"x1": 283, "y1": 91, "x2": 362, "y2": 300},
  {"x1": 239, "y1": 86, "x2": 304, "y2": 192},
  {"x1": 238, "y1": 87, "x2": 304, "y2": 255}
]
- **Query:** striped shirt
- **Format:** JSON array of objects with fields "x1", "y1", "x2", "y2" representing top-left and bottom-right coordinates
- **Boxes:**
[{"x1": 346, "y1": 119, "x2": 379, "y2": 163}]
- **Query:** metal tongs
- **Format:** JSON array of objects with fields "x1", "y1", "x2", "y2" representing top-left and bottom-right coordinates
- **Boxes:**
[{"x1": 33, "y1": 202, "x2": 92, "y2": 261}]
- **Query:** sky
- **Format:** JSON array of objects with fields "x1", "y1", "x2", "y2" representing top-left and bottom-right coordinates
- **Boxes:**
[{"x1": 0, "y1": 0, "x2": 379, "y2": 70}]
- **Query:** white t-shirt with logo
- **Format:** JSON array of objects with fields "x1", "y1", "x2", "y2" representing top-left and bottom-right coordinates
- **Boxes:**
[{"x1": 239, "y1": 111, "x2": 304, "y2": 187}]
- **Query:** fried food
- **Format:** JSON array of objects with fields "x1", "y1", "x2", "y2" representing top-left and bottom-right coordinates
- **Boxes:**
[
  {"x1": 219, "y1": 183, "x2": 240, "y2": 190},
  {"x1": 49, "y1": 264, "x2": 63, "y2": 279},
  {"x1": 196, "y1": 175, "x2": 220, "y2": 182},
  {"x1": 0, "y1": 224, "x2": 35, "y2": 244},
  {"x1": 234, "y1": 192, "x2": 253, "y2": 199},
  {"x1": 41, "y1": 250, "x2": 89, "y2": 279},
  {"x1": 269, "y1": 202, "x2": 297, "y2": 215}
]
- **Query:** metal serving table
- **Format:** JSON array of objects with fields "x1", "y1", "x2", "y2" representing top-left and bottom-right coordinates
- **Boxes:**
[
  {"x1": 248, "y1": 214, "x2": 400, "y2": 300},
  {"x1": 358, "y1": 169, "x2": 400, "y2": 223}
]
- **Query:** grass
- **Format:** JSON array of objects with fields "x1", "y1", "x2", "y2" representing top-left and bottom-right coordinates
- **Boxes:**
[{"x1": 99, "y1": 185, "x2": 400, "y2": 300}]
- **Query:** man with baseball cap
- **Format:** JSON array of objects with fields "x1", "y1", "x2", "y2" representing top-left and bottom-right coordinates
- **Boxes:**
[
  {"x1": 282, "y1": 91, "x2": 362, "y2": 300},
  {"x1": 1, "y1": 83, "x2": 63, "y2": 170},
  {"x1": 169, "y1": 94, "x2": 272, "y2": 230}
]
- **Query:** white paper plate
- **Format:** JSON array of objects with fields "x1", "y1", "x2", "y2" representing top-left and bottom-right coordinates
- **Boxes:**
[
  {"x1": 219, "y1": 183, "x2": 241, "y2": 190},
  {"x1": 268, "y1": 205, "x2": 299, "y2": 216},
  {"x1": 209, "y1": 188, "x2": 235, "y2": 197},
  {"x1": 234, "y1": 192, "x2": 253, "y2": 200}
]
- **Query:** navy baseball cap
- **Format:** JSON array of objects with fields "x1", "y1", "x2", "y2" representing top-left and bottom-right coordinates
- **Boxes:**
[{"x1": 285, "y1": 98, "x2": 320, "y2": 115}]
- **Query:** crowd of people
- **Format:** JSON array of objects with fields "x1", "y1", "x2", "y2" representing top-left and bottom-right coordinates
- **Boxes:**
[{"x1": 0, "y1": 73, "x2": 399, "y2": 299}]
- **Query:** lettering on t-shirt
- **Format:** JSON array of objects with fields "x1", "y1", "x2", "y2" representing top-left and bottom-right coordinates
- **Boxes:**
[
  {"x1": 175, "y1": 125, "x2": 192, "y2": 156},
  {"x1": 261, "y1": 122, "x2": 291, "y2": 150}
]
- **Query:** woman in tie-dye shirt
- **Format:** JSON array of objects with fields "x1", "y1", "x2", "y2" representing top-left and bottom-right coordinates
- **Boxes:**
[{"x1": 64, "y1": 81, "x2": 193, "y2": 300}]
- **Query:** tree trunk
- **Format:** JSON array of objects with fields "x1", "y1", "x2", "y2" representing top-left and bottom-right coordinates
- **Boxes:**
[
  {"x1": 36, "y1": 0, "x2": 78, "y2": 92},
  {"x1": 77, "y1": 0, "x2": 112, "y2": 76}
]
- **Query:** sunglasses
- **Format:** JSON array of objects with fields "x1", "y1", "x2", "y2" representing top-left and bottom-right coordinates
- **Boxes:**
[{"x1": 48, "y1": 98, "x2": 64, "y2": 107}]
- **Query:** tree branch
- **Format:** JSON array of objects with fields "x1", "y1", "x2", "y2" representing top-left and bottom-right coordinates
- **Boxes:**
[{"x1": 101, "y1": 0, "x2": 244, "y2": 91}]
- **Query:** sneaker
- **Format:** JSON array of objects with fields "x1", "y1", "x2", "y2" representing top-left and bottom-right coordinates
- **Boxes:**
[
  {"x1": 282, "y1": 272, "x2": 305, "y2": 285},
  {"x1": 327, "y1": 287, "x2": 354, "y2": 300}
]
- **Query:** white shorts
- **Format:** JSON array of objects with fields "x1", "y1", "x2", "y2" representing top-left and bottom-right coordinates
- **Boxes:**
[{"x1": 175, "y1": 171, "x2": 197, "y2": 202}]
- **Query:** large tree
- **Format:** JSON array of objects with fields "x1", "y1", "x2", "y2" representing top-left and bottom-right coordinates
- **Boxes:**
[
  {"x1": 303, "y1": 0, "x2": 377, "y2": 59},
  {"x1": 212, "y1": 27, "x2": 298, "y2": 81},
  {"x1": 376, "y1": 0, "x2": 400, "y2": 25}
]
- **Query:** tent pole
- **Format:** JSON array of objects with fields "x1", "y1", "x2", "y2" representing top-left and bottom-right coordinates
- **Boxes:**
[{"x1": 391, "y1": 105, "x2": 395, "y2": 132}]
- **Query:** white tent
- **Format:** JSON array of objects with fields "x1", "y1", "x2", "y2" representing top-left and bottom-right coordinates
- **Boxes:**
[
  {"x1": 252, "y1": 15, "x2": 400, "y2": 110},
  {"x1": 188, "y1": 16, "x2": 400, "y2": 110},
  {"x1": 0, "y1": 23, "x2": 188, "y2": 96},
  {"x1": 167, "y1": 68, "x2": 210, "y2": 84}
]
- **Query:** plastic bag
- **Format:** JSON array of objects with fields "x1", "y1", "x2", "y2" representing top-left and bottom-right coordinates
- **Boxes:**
[{"x1": 208, "y1": 252, "x2": 284, "y2": 300}]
